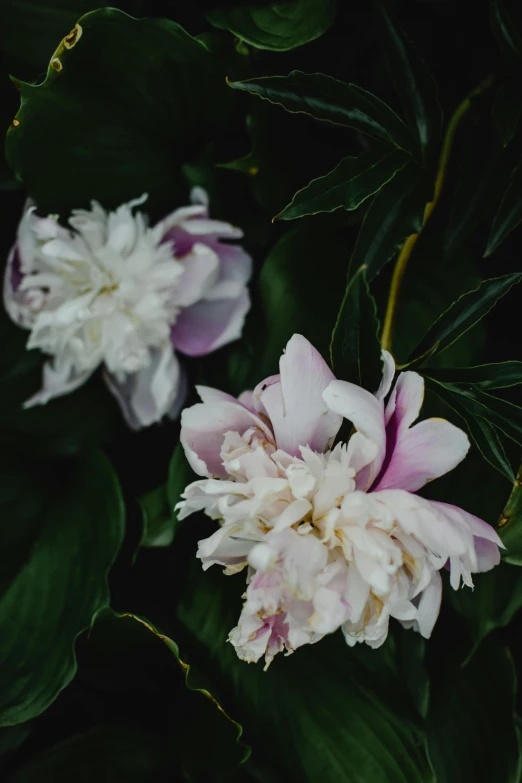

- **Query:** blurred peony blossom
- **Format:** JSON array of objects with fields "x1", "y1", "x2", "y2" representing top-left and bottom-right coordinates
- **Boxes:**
[
  {"x1": 177, "y1": 334, "x2": 503, "y2": 668},
  {"x1": 4, "y1": 188, "x2": 252, "y2": 428}
]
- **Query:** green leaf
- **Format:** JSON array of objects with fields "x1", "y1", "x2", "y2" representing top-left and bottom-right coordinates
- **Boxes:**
[
  {"x1": 427, "y1": 638, "x2": 521, "y2": 783},
  {"x1": 87, "y1": 609, "x2": 249, "y2": 779},
  {"x1": 0, "y1": 449, "x2": 125, "y2": 725},
  {"x1": 5, "y1": 8, "x2": 230, "y2": 214},
  {"x1": 485, "y1": 156, "x2": 522, "y2": 256},
  {"x1": 227, "y1": 71, "x2": 415, "y2": 151},
  {"x1": 177, "y1": 559, "x2": 433, "y2": 783},
  {"x1": 139, "y1": 484, "x2": 174, "y2": 548},
  {"x1": 275, "y1": 146, "x2": 408, "y2": 220},
  {"x1": 206, "y1": 0, "x2": 335, "y2": 52},
  {"x1": 349, "y1": 163, "x2": 426, "y2": 280},
  {"x1": 448, "y1": 561, "x2": 522, "y2": 652},
  {"x1": 424, "y1": 361, "x2": 522, "y2": 390},
  {"x1": 7, "y1": 725, "x2": 169, "y2": 782},
  {"x1": 493, "y1": 79, "x2": 522, "y2": 147},
  {"x1": 330, "y1": 265, "x2": 382, "y2": 389},
  {"x1": 491, "y1": 0, "x2": 522, "y2": 62},
  {"x1": 424, "y1": 378, "x2": 515, "y2": 481},
  {"x1": 376, "y1": 1, "x2": 441, "y2": 158},
  {"x1": 254, "y1": 219, "x2": 353, "y2": 381},
  {"x1": 407, "y1": 273, "x2": 522, "y2": 366},
  {"x1": 498, "y1": 462, "x2": 522, "y2": 563}
]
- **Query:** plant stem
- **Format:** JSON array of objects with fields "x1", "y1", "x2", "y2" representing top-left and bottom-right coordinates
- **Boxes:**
[{"x1": 380, "y1": 75, "x2": 493, "y2": 353}]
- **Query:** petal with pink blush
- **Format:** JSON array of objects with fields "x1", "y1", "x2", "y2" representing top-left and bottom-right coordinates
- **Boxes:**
[
  {"x1": 173, "y1": 243, "x2": 220, "y2": 308},
  {"x1": 373, "y1": 417, "x2": 470, "y2": 492},
  {"x1": 171, "y1": 290, "x2": 250, "y2": 357},
  {"x1": 384, "y1": 371, "x2": 424, "y2": 427},
  {"x1": 105, "y1": 342, "x2": 183, "y2": 429},
  {"x1": 323, "y1": 380, "x2": 386, "y2": 486},
  {"x1": 259, "y1": 334, "x2": 342, "y2": 456},
  {"x1": 180, "y1": 399, "x2": 273, "y2": 478}
]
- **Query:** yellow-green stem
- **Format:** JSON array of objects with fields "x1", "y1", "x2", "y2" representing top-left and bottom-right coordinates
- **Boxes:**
[{"x1": 380, "y1": 75, "x2": 493, "y2": 353}]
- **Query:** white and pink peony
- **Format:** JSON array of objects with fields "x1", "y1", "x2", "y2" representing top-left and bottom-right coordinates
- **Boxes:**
[
  {"x1": 4, "y1": 188, "x2": 251, "y2": 428},
  {"x1": 177, "y1": 334, "x2": 503, "y2": 668}
]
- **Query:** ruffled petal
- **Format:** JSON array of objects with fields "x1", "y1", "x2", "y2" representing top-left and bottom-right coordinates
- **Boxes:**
[
  {"x1": 259, "y1": 334, "x2": 342, "y2": 456},
  {"x1": 24, "y1": 360, "x2": 93, "y2": 408},
  {"x1": 171, "y1": 290, "x2": 250, "y2": 357},
  {"x1": 173, "y1": 243, "x2": 220, "y2": 308},
  {"x1": 105, "y1": 342, "x2": 184, "y2": 429}
]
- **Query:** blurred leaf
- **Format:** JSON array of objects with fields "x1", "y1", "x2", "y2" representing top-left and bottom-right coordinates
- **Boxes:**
[
  {"x1": 424, "y1": 361, "x2": 522, "y2": 390},
  {"x1": 493, "y1": 79, "x2": 522, "y2": 146},
  {"x1": 276, "y1": 147, "x2": 408, "y2": 220},
  {"x1": 165, "y1": 440, "x2": 197, "y2": 535},
  {"x1": 424, "y1": 377, "x2": 515, "y2": 481},
  {"x1": 139, "y1": 484, "x2": 173, "y2": 548},
  {"x1": 206, "y1": 0, "x2": 335, "y2": 52},
  {"x1": 255, "y1": 219, "x2": 351, "y2": 380},
  {"x1": 330, "y1": 265, "x2": 382, "y2": 388},
  {"x1": 349, "y1": 163, "x2": 426, "y2": 280},
  {"x1": 448, "y1": 562, "x2": 522, "y2": 653},
  {"x1": 498, "y1": 462, "x2": 522, "y2": 564},
  {"x1": 7, "y1": 724, "x2": 169, "y2": 782},
  {"x1": 0, "y1": 449, "x2": 125, "y2": 725},
  {"x1": 6, "y1": 8, "x2": 232, "y2": 214},
  {"x1": 427, "y1": 638, "x2": 521, "y2": 783},
  {"x1": 228, "y1": 71, "x2": 415, "y2": 151},
  {"x1": 87, "y1": 609, "x2": 249, "y2": 779},
  {"x1": 407, "y1": 273, "x2": 522, "y2": 365},
  {"x1": 485, "y1": 157, "x2": 522, "y2": 256},
  {"x1": 177, "y1": 559, "x2": 433, "y2": 783},
  {"x1": 376, "y1": 1, "x2": 441, "y2": 158},
  {"x1": 491, "y1": 0, "x2": 522, "y2": 62}
]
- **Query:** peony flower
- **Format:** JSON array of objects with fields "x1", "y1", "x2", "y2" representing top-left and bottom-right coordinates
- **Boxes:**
[
  {"x1": 177, "y1": 334, "x2": 503, "y2": 668},
  {"x1": 4, "y1": 188, "x2": 252, "y2": 428}
]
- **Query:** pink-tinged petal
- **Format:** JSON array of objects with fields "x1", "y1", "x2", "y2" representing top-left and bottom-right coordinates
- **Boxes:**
[
  {"x1": 195, "y1": 385, "x2": 239, "y2": 404},
  {"x1": 429, "y1": 501, "x2": 504, "y2": 547},
  {"x1": 374, "y1": 418, "x2": 470, "y2": 492},
  {"x1": 416, "y1": 571, "x2": 442, "y2": 638},
  {"x1": 375, "y1": 350, "x2": 395, "y2": 400},
  {"x1": 323, "y1": 380, "x2": 385, "y2": 487},
  {"x1": 105, "y1": 342, "x2": 183, "y2": 429},
  {"x1": 24, "y1": 361, "x2": 93, "y2": 408},
  {"x1": 259, "y1": 335, "x2": 342, "y2": 456},
  {"x1": 173, "y1": 244, "x2": 220, "y2": 307},
  {"x1": 180, "y1": 399, "x2": 273, "y2": 478},
  {"x1": 237, "y1": 390, "x2": 256, "y2": 413},
  {"x1": 384, "y1": 371, "x2": 424, "y2": 427},
  {"x1": 473, "y1": 537, "x2": 501, "y2": 571},
  {"x1": 171, "y1": 290, "x2": 250, "y2": 357},
  {"x1": 204, "y1": 243, "x2": 253, "y2": 301}
]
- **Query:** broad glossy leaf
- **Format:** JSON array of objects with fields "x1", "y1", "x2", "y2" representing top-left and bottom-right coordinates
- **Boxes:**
[
  {"x1": 491, "y1": 0, "x2": 522, "y2": 62},
  {"x1": 0, "y1": 449, "x2": 125, "y2": 725},
  {"x1": 6, "y1": 9, "x2": 231, "y2": 214},
  {"x1": 448, "y1": 562, "x2": 522, "y2": 653},
  {"x1": 84, "y1": 610, "x2": 249, "y2": 779},
  {"x1": 254, "y1": 219, "x2": 352, "y2": 381},
  {"x1": 493, "y1": 79, "x2": 522, "y2": 147},
  {"x1": 330, "y1": 265, "x2": 382, "y2": 389},
  {"x1": 376, "y1": 1, "x2": 441, "y2": 158},
  {"x1": 176, "y1": 558, "x2": 433, "y2": 783},
  {"x1": 424, "y1": 361, "x2": 522, "y2": 390},
  {"x1": 498, "y1": 462, "x2": 522, "y2": 564},
  {"x1": 485, "y1": 157, "x2": 522, "y2": 256},
  {"x1": 206, "y1": 0, "x2": 335, "y2": 52},
  {"x1": 228, "y1": 71, "x2": 415, "y2": 151},
  {"x1": 139, "y1": 484, "x2": 173, "y2": 548},
  {"x1": 407, "y1": 273, "x2": 522, "y2": 365},
  {"x1": 349, "y1": 163, "x2": 426, "y2": 280},
  {"x1": 275, "y1": 146, "x2": 408, "y2": 220},
  {"x1": 7, "y1": 725, "x2": 169, "y2": 782},
  {"x1": 424, "y1": 377, "x2": 515, "y2": 481},
  {"x1": 427, "y1": 639, "x2": 520, "y2": 783}
]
